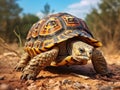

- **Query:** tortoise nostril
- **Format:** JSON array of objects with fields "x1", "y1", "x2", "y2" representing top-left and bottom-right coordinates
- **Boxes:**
[{"x1": 89, "y1": 51, "x2": 92, "y2": 55}]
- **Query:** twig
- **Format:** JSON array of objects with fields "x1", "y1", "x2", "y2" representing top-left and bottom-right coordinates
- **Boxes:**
[{"x1": 13, "y1": 29, "x2": 22, "y2": 48}]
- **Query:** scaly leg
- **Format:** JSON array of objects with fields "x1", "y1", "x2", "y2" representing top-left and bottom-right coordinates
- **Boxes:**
[
  {"x1": 21, "y1": 47, "x2": 59, "y2": 80},
  {"x1": 91, "y1": 49, "x2": 110, "y2": 76},
  {"x1": 15, "y1": 52, "x2": 30, "y2": 71}
]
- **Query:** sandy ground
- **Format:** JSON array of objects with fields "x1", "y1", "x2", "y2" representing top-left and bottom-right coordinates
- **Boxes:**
[{"x1": 0, "y1": 51, "x2": 120, "y2": 90}]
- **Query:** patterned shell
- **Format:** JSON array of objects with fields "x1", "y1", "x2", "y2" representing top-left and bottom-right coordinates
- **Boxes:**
[{"x1": 24, "y1": 13, "x2": 102, "y2": 57}]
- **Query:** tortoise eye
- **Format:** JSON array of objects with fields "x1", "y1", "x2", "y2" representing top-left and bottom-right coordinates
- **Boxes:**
[{"x1": 79, "y1": 48, "x2": 85, "y2": 53}]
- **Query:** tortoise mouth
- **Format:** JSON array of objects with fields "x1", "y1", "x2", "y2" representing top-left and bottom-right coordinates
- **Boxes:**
[
  {"x1": 73, "y1": 55, "x2": 91, "y2": 62},
  {"x1": 72, "y1": 55, "x2": 90, "y2": 65}
]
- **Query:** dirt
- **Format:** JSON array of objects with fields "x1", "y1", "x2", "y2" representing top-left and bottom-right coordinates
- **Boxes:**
[{"x1": 0, "y1": 52, "x2": 120, "y2": 90}]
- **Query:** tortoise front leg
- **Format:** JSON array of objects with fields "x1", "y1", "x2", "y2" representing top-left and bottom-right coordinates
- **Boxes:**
[
  {"x1": 91, "y1": 49, "x2": 110, "y2": 76},
  {"x1": 21, "y1": 47, "x2": 59, "y2": 80},
  {"x1": 15, "y1": 52, "x2": 31, "y2": 71}
]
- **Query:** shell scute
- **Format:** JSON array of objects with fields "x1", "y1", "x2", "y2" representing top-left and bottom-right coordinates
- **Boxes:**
[
  {"x1": 33, "y1": 40, "x2": 42, "y2": 49},
  {"x1": 61, "y1": 15, "x2": 80, "y2": 27},
  {"x1": 39, "y1": 17, "x2": 62, "y2": 35},
  {"x1": 43, "y1": 39, "x2": 55, "y2": 49}
]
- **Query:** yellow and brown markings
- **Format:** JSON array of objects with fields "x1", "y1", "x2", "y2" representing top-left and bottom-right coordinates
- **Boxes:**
[
  {"x1": 33, "y1": 40, "x2": 42, "y2": 49},
  {"x1": 31, "y1": 19, "x2": 46, "y2": 38},
  {"x1": 88, "y1": 38, "x2": 102, "y2": 47},
  {"x1": 24, "y1": 41, "x2": 33, "y2": 57},
  {"x1": 34, "y1": 48, "x2": 41, "y2": 54},
  {"x1": 24, "y1": 47, "x2": 42, "y2": 58},
  {"x1": 24, "y1": 40, "x2": 43, "y2": 57},
  {"x1": 64, "y1": 30, "x2": 79, "y2": 38},
  {"x1": 64, "y1": 30, "x2": 73, "y2": 35},
  {"x1": 51, "y1": 56, "x2": 88, "y2": 66},
  {"x1": 57, "y1": 34, "x2": 66, "y2": 40},
  {"x1": 39, "y1": 17, "x2": 62, "y2": 35},
  {"x1": 55, "y1": 30, "x2": 79, "y2": 44},
  {"x1": 57, "y1": 34, "x2": 67, "y2": 43},
  {"x1": 26, "y1": 29, "x2": 32, "y2": 40},
  {"x1": 33, "y1": 40, "x2": 49, "y2": 52},
  {"x1": 26, "y1": 24, "x2": 36, "y2": 40},
  {"x1": 26, "y1": 30, "x2": 32, "y2": 40},
  {"x1": 78, "y1": 37, "x2": 102, "y2": 48},
  {"x1": 31, "y1": 23, "x2": 40, "y2": 38},
  {"x1": 26, "y1": 19, "x2": 46, "y2": 39},
  {"x1": 56, "y1": 33, "x2": 71, "y2": 44},
  {"x1": 25, "y1": 47, "x2": 34, "y2": 57},
  {"x1": 44, "y1": 39, "x2": 55, "y2": 49},
  {"x1": 24, "y1": 46, "x2": 41, "y2": 57},
  {"x1": 61, "y1": 15, "x2": 80, "y2": 27},
  {"x1": 51, "y1": 56, "x2": 77, "y2": 66},
  {"x1": 27, "y1": 41, "x2": 34, "y2": 48}
]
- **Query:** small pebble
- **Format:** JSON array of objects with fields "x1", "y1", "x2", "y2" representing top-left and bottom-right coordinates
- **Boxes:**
[
  {"x1": 73, "y1": 82, "x2": 85, "y2": 89},
  {"x1": 62, "y1": 79, "x2": 72, "y2": 85},
  {"x1": 98, "y1": 85, "x2": 113, "y2": 90},
  {"x1": 0, "y1": 76, "x2": 5, "y2": 80}
]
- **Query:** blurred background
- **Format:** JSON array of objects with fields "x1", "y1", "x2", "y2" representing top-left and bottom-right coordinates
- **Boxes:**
[{"x1": 0, "y1": 0, "x2": 120, "y2": 55}]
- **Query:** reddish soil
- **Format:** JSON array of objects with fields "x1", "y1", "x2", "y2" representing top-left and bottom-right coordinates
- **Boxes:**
[{"x1": 0, "y1": 52, "x2": 120, "y2": 90}]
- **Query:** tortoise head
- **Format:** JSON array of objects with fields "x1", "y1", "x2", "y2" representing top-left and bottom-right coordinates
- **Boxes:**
[{"x1": 70, "y1": 41, "x2": 94, "y2": 62}]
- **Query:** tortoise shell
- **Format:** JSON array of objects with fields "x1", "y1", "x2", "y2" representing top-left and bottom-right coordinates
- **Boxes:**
[{"x1": 24, "y1": 13, "x2": 102, "y2": 57}]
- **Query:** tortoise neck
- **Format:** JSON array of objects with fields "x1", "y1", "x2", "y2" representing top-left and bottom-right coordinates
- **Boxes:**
[
  {"x1": 66, "y1": 39, "x2": 76, "y2": 56},
  {"x1": 57, "y1": 41, "x2": 68, "y2": 56}
]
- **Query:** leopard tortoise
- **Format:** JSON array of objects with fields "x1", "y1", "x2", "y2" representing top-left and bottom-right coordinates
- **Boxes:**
[{"x1": 15, "y1": 13, "x2": 110, "y2": 80}]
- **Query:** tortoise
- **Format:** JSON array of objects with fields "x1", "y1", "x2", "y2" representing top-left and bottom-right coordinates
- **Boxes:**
[{"x1": 15, "y1": 13, "x2": 110, "y2": 80}]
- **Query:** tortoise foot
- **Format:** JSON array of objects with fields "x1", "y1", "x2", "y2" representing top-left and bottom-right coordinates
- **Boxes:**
[
  {"x1": 15, "y1": 64, "x2": 25, "y2": 72},
  {"x1": 20, "y1": 72, "x2": 36, "y2": 80}
]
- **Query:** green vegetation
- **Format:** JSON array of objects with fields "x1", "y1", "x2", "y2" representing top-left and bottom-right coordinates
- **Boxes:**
[
  {"x1": 0, "y1": 1, "x2": 53, "y2": 43},
  {"x1": 0, "y1": 0, "x2": 22, "y2": 42},
  {"x1": 0, "y1": 0, "x2": 120, "y2": 53},
  {"x1": 86, "y1": 0, "x2": 120, "y2": 53},
  {"x1": 14, "y1": 14, "x2": 39, "y2": 40}
]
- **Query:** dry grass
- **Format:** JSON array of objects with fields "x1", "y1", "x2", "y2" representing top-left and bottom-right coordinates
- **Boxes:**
[
  {"x1": 0, "y1": 38, "x2": 22, "y2": 57},
  {"x1": 101, "y1": 41, "x2": 120, "y2": 56}
]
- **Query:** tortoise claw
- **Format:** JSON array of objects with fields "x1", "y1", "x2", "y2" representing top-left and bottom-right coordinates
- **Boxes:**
[
  {"x1": 20, "y1": 73, "x2": 36, "y2": 80},
  {"x1": 14, "y1": 65, "x2": 25, "y2": 72},
  {"x1": 20, "y1": 74, "x2": 27, "y2": 80}
]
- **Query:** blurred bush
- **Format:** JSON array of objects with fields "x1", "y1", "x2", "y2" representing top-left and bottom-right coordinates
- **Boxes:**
[
  {"x1": 14, "y1": 14, "x2": 39, "y2": 42},
  {"x1": 0, "y1": 0, "x2": 119, "y2": 54},
  {"x1": 0, "y1": 1, "x2": 54, "y2": 44},
  {"x1": 86, "y1": 0, "x2": 120, "y2": 53},
  {"x1": 0, "y1": 0, "x2": 22, "y2": 42},
  {"x1": 0, "y1": 0, "x2": 39, "y2": 43}
]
